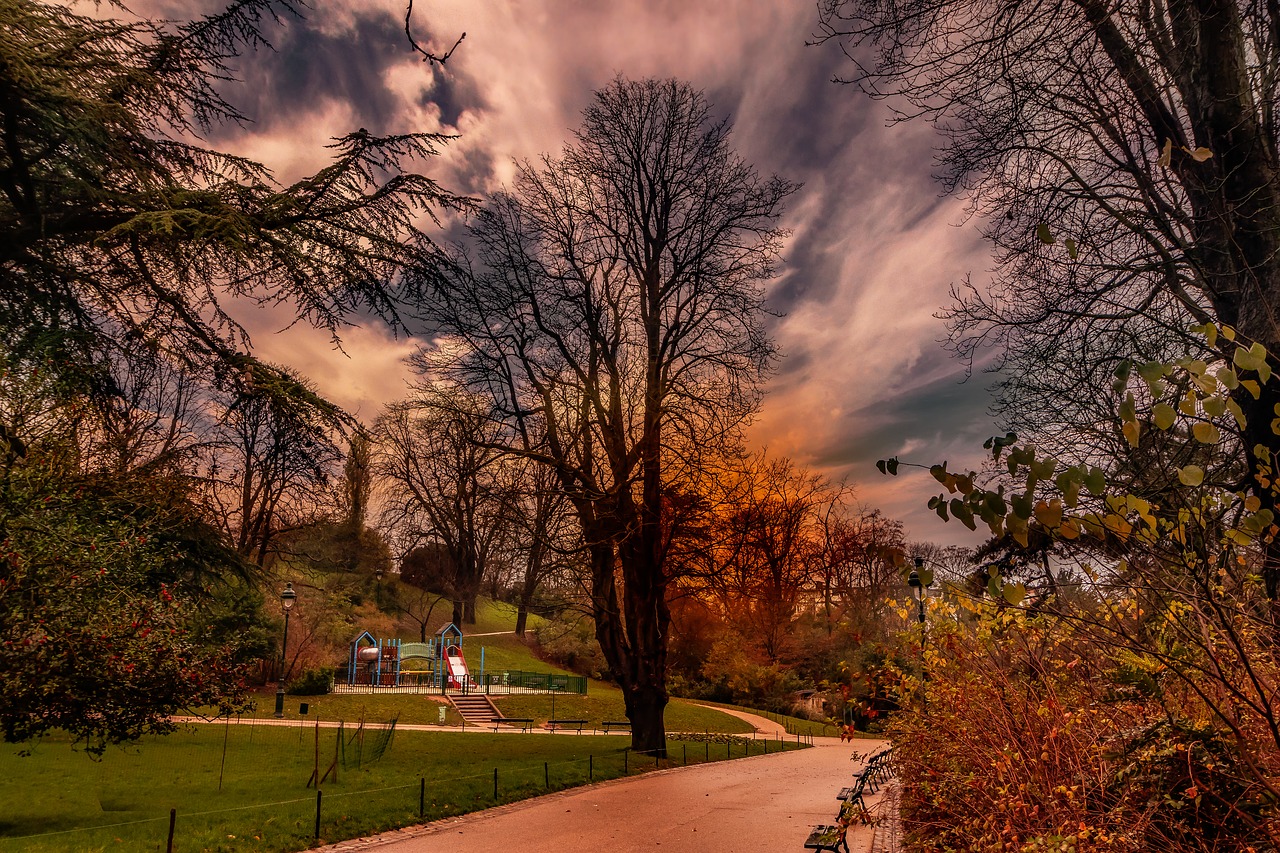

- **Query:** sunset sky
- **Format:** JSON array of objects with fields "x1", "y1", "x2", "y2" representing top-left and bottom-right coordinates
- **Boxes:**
[{"x1": 145, "y1": 0, "x2": 1004, "y2": 546}]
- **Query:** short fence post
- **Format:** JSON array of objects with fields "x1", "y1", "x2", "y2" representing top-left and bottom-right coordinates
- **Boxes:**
[
  {"x1": 726, "y1": 740, "x2": 731, "y2": 759},
  {"x1": 314, "y1": 790, "x2": 322, "y2": 841},
  {"x1": 493, "y1": 767, "x2": 499, "y2": 799},
  {"x1": 683, "y1": 743, "x2": 687, "y2": 765},
  {"x1": 544, "y1": 761, "x2": 549, "y2": 788},
  {"x1": 166, "y1": 808, "x2": 175, "y2": 853},
  {"x1": 419, "y1": 777, "x2": 425, "y2": 819},
  {"x1": 589, "y1": 755, "x2": 593, "y2": 781},
  {"x1": 655, "y1": 751, "x2": 659, "y2": 770},
  {"x1": 624, "y1": 748, "x2": 629, "y2": 776},
  {"x1": 704, "y1": 742, "x2": 709, "y2": 761}
]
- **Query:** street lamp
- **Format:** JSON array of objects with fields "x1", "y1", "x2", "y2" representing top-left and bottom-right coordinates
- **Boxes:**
[
  {"x1": 907, "y1": 557, "x2": 926, "y2": 626},
  {"x1": 274, "y1": 581, "x2": 297, "y2": 719},
  {"x1": 907, "y1": 557, "x2": 929, "y2": 708}
]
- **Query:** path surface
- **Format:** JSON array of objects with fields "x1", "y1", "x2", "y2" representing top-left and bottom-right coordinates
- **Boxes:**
[{"x1": 315, "y1": 731, "x2": 889, "y2": 853}]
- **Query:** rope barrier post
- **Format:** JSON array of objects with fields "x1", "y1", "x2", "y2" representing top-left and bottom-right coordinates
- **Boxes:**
[
  {"x1": 544, "y1": 761, "x2": 549, "y2": 788},
  {"x1": 493, "y1": 767, "x2": 498, "y2": 799},
  {"x1": 683, "y1": 743, "x2": 687, "y2": 765},
  {"x1": 420, "y1": 777, "x2": 425, "y2": 819},
  {"x1": 166, "y1": 808, "x2": 175, "y2": 853},
  {"x1": 726, "y1": 739, "x2": 730, "y2": 759},
  {"x1": 704, "y1": 741, "x2": 709, "y2": 761},
  {"x1": 589, "y1": 754, "x2": 593, "y2": 781},
  {"x1": 624, "y1": 748, "x2": 629, "y2": 776},
  {"x1": 314, "y1": 790, "x2": 322, "y2": 841}
]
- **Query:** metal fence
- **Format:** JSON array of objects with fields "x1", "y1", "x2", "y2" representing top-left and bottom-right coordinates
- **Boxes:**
[{"x1": 328, "y1": 668, "x2": 587, "y2": 696}]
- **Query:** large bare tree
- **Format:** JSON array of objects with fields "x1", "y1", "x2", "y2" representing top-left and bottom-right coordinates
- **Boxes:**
[{"x1": 423, "y1": 77, "x2": 796, "y2": 755}]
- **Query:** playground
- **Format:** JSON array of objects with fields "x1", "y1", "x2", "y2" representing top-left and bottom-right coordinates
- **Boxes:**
[{"x1": 342, "y1": 624, "x2": 587, "y2": 698}]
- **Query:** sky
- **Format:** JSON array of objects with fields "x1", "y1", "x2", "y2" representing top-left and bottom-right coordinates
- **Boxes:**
[{"x1": 142, "y1": 0, "x2": 1003, "y2": 547}]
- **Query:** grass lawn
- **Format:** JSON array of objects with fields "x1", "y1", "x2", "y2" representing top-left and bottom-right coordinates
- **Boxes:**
[{"x1": 0, "y1": 723, "x2": 799, "y2": 852}]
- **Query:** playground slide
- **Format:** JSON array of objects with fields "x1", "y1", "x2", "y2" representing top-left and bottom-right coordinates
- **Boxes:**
[{"x1": 445, "y1": 645, "x2": 470, "y2": 689}]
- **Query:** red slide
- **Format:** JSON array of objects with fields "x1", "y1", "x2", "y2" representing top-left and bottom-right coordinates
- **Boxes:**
[{"x1": 444, "y1": 645, "x2": 470, "y2": 689}]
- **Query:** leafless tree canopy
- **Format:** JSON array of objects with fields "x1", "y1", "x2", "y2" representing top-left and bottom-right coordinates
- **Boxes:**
[
  {"x1": 421, "y1": 77, "x2": 797, "y2": 754},
  {"x1": 816, "y1": 0, "x2": 1280, "y2": 440}
]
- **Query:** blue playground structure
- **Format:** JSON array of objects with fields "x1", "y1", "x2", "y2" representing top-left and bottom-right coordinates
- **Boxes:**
[{"x1": 347, "y1": 623, "x2": 469, "y2": 689}]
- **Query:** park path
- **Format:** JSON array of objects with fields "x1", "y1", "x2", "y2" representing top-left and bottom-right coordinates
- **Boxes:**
[{"x1": 313, "y1": 726, "x2": 890, "y2": 853}]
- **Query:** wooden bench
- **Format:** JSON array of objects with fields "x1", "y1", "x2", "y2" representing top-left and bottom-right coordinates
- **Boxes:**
[
  {"x1": 490, "y1": 717, "x2": 534, "y2": 732},
  {"x1": 546, "y1": 719, "x2": 587, "y2": 733},
  {"x1": 803, "y1": 823, "x2": 849, "y2": 853},
  {"x1": 601, "y1": 720, "x2": 631, "y2": 733}
]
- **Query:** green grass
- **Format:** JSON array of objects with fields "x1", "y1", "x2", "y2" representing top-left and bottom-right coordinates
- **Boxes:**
[{"x1": 0, "y1": 723, "x2": 799, "y2": 852}]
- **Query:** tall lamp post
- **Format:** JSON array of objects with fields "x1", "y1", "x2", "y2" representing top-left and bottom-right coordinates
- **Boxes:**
[
  {"x1": 274, "y1": 581, "x2": 297, "y2": 719},
  {"x1": 907, "y1": 557, "x2": 929, "y2": 708}
]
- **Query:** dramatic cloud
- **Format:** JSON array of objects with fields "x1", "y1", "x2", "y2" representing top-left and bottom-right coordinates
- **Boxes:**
[{"x1": 143, "y1": 0, "x2": 1003, "y2": 546}]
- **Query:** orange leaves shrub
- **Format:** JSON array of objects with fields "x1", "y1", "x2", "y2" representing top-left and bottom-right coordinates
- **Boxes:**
[{"x1": 888, "y1": 602, "x2": 1280, "y2": 851}]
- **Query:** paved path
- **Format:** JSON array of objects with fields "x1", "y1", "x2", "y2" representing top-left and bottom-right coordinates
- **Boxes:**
[{"x1": 315, "y1": 734, "x2": 890, "y2": 853}]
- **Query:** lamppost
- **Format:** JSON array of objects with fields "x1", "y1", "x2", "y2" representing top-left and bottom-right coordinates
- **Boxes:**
[
  {"x1": 907, "y1": 557, "x2": 929, "y2": 708},
  {"x1": 274, "y1": 581, "x2": 297, "y2": 719}
]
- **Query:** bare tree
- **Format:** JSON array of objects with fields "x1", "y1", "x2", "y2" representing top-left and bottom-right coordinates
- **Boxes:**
[
  {"x1": 202, "y1": 369, "x2": 343, "y2": 568},
  {"x1": 815, "y1": 0, "x2": 1280, "y2": 596},
  {"x1": 422, "y1": 77, "x2": 796, "y2": 755},
  {"x1": 375, "y1": 390, "x2": 514, "y2": 625},
  {"x1": 508, "y1": 458, "x2": 579, "y2": 636}
]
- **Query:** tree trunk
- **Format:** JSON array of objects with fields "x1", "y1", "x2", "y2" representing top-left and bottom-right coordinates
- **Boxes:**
[
  {"x1": 626, "y1": 681, "x2": 670, "y2": 756},
  {"x1": 451, "y1": 598, "x2": 463, "y2": 626},
  {"x1": 514, "y1": 606, "x2": 528, "y2": 637}
]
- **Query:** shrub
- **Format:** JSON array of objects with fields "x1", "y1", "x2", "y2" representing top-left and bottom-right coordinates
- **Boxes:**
[{"x1": 286, "y1": 667, "x2": 333, "y2": 696}]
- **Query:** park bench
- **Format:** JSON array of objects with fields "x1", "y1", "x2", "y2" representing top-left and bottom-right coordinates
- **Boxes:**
[
  {"x1": 490, "y1": 717, "x2": 534, "y2": 732},
  {"x1": 803, "y1": 822, "x2": 849, "y2": 853},
  {"x1": 835, "y1": 782, "x2": 871, "y2": 823},
  {"x1": 547, "y1": 719, "x2": 588, "y2": 733},
  {"x1": 850, "y1": 748, "x2": 893, "y2": 793},
  {"x1": 601, "y1": 720, "x2": 631, "y2": 733}
]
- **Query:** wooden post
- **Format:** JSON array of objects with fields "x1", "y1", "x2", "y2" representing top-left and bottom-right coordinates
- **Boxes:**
[
  {"x1": 493, "y1": 767, "x2": 498, "y2": 799},
  {"x1": 166, "y1": 808, "x2": 175, "y2": 853},
  {"x1": 314, "y1": 790, "x2": 322, "y2": 841},
  {"x1": 419, "y1": 777, "x2": 425, "y2": 818}
]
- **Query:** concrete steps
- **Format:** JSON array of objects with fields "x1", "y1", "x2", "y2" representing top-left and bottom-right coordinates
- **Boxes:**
[{"x1": 449, "y1": 693, "x2": 501, "y2": 727}]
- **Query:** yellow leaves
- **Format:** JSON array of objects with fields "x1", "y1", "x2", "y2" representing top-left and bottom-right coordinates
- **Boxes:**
[
  {"x1": 1034, "y1": 498, "x2": 1064, "y2": 528},
  {"x1": 1152, "y1": 403, "x2": 1177, "y2": 430},
  {"x1": 1177, "y1": 465, "x2": 1204, "y2": 486},
  {"x1": 1192, "y1": 422, "x2": 1221, "y2": 444},
  {"x1": 1158, "y1": 138, "x2": 1214, "y2": 165},
  {"x1": 1122, "y1": 420, "x2": 1141, "y2": 448}
]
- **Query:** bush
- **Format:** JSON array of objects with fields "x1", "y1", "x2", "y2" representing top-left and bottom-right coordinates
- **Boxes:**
[{"x1": 286, "y1": 667, "x2": 333, "y2": 696}]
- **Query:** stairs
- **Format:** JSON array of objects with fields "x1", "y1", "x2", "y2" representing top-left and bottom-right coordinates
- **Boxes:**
[{"x1": 449, "y1": 693, "x2": 501, "y2": 727}]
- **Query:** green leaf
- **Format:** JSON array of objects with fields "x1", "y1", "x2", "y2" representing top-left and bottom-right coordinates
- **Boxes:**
[
  {"x1": 1177, "y1": 465, "x2": 1204, "y2": 486},
  {"x1": 1084, "y1": 467, "x2": 1106, "y2": 496},
  {"x1": 1036, "y1": 223, "x2": 1056, "y2": 245},
  {"x1": 1203, "y1": 396, "x2": 1226, "y2": 418},
  {"x1": 1065, "y1": 238, "x2": 1078, "y2": 260},
  {"x1": 1011, "y1": 493, "x2": 1033, "y2": 520}
]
